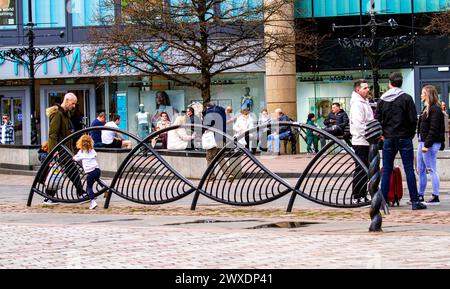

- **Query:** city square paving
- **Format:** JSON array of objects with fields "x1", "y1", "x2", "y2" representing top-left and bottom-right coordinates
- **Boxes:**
[{"x1": 1, "y1": 174, "x2": 450, "y2": 268}]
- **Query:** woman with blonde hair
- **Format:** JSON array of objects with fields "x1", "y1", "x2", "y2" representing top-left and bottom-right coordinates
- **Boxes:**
[
  {"x1": 167, "y1": 115, "x2": 195, "y2": 150},
  {"x1": 73, "y1": 135, "x2": 101, "y2": 209},
  {"x1": 417, "y1": 85, "x2": 445, "y2": 205}
]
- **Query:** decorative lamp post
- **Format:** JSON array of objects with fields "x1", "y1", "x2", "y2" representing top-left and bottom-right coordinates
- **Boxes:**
[
  {"x1": 0, "y1": 0, "x2": 72, "y2": 144},
  {"x1": 332, "y1": 0, "x2": 414, "y2": 100}
]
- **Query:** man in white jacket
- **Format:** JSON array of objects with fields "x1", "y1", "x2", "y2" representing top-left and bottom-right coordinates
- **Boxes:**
[{"x1": 349, "y1": 79, "x2": 373, "y2": 203}]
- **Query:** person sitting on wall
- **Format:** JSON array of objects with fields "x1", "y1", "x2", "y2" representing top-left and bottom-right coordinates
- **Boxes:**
[
  {"x1": 151, "y1": 111, "x2": 171, "y2": 148},
  {"x1": 0, "y1": 114, "x2": 14, "y2": 144},
  {"x1": 320, "y1": 102, "x2": 350, "y2": 147},
  {"x1": 101, "y1": 114, "x2": 132, "y2": 149},
  {"x1": 90, "y1": 112, "x2": 106, "y2": 148},
  {"x1": 267, "y1": 108, "x2": 292, "y2": 155}
]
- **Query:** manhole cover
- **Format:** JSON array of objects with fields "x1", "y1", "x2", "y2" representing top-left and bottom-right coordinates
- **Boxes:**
[
  {"x1": 166, "y1": 219, "x2": 260, "y2": 226},
  {"x1": 248, "y1": 222, "x2": 319, "y2": 229}
]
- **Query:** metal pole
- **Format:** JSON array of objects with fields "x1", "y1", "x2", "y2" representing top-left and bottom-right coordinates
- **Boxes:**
[{"x1": 27, "y1": 0, "x2": 37, "y2": 144}]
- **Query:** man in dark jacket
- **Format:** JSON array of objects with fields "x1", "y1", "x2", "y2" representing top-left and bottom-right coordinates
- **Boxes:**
[
  {"x1": 323, "y1": 103, "x2": 349, "y2": 136},
  {"x1": 376, "y1": 72, "x2": 426, "y2": 210},
  {"x1": 44, "y1": 92, "x2": 81, "y2": 205},
  {"x1": 47, "y1": 93, "x2": 77, "y2": 152},
  {"x1": 320, "y1": 103, "x2": 350, "y2": 147},
  {"x1": 90, "y1": 112, "x2": 106, "y2": 147},
  {"x1": 203, "y1": 102, "x2": 231, "y2": 181}
]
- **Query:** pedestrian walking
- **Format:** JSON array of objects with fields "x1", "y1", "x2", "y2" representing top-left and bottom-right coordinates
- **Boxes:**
[
  {"x1": 44, "y1": 92, "x2": 81, "y2": 205},
  {"x1": 376, "y1": 72, "x2": 427, "y2": 210}
]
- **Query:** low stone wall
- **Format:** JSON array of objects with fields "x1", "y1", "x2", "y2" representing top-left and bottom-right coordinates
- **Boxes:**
[{"x1": 0, "y1": 145, "x2": 40, "y2": 170}]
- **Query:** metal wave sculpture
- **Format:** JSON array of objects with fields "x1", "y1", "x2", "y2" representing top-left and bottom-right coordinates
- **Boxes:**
[{"x1": 28, "y1": 122, "x2": 372, "y2": 212}]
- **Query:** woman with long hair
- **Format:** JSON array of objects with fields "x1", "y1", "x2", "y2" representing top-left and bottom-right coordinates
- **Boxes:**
[{"x1": 417, "y1": 85, "x2": 445, "y2": 205}]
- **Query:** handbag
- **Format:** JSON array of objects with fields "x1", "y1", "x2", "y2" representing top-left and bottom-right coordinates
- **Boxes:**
[
  {"x1": 45, "y1": 163, "x2": 63, "y2": 191},
  {"x1": 202, "y1": 131, "x2": 217, "y2": 150}
]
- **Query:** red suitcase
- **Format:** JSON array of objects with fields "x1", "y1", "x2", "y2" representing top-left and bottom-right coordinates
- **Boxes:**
[{"x1": 385, "y1": 167, "x2": 403, "y2": 206}]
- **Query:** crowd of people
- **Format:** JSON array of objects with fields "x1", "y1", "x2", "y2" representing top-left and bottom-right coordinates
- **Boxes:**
[{"x1": 34, "y1": 72, "x2": 447, "y2": 210}]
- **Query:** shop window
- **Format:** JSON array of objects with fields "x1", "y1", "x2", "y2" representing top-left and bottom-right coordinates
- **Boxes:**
[
  {"x1": 313, "y1": 0, "x2": 360, "y2": 17},
  {"x1": 219, "y1": 0, "x2": 262, "y2": 20},
  {"x1": 0, "y1": 0, "x2": 17, "y2": 29},
  {"x1": 171, "y1": 0, "x2": 214, "y2": 22},
  {"x1": 72, "y1": 0, "x2": 115, "y2": 27},
  {"x1": 23, "y1": 0, "x2": 65, "y2": 28},
  {"x1": 295, "y1": 0, "x2": 313, "y2": 18},
  {"x1": 361, "y1": 0, "x2": 412, "y2": 15},
  {"x1": 413, "y1": 0, "x2": 449, "y2": 13}
]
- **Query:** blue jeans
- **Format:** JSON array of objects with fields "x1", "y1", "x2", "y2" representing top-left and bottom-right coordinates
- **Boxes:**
[
  {"x1": 381, "y1": 138, "x2": 419, "y2": 203},
  {"x1": 86, "y1": 168, "x2": 101, "y2": 200},
  {"x1": 417, "y1": 142, "x2": 441, "y2": 197},
  {"x1": 268, "y1": 131, "x2": 291, "y2": 153}
]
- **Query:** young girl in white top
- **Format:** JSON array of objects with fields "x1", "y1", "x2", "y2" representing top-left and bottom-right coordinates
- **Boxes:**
[{"x1": 73, "y1": 135, "x2": 101, "y2": 210}]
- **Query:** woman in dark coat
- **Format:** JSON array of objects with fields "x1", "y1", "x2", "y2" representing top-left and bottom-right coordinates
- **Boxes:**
[{"x1": 417, "y1": 85, "x2": 445, "y2": 205}]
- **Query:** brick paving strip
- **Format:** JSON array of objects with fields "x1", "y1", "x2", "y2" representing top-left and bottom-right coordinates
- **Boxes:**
[{"x1": 2, "y1": 202, "x2": 450, "y2": 225}]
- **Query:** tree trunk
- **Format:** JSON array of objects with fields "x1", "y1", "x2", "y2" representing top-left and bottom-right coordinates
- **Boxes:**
[{"x1": 201, "y1": 81, "x2": 211, "y2": 107}]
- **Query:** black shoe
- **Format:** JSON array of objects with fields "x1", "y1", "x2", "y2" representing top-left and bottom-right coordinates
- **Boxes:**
[
  {"x1": 407, "y1": 195, "x2": 424, "y2": 205},
  {"x1": 425, "y1": 194, "x2": 440, "y2": 205},
  {"x1": 412, "y1": 201, "x2": 427, "y2": 210}
]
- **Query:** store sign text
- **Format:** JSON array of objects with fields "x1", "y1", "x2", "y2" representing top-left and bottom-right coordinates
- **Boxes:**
[{"x1": 0, "y1": 46, "x2": 167, "y2": 78}]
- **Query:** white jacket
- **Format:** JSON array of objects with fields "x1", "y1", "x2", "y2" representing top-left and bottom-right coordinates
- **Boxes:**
[
  {"x1": 73, "y1": 149, "x2": 100, "y2": 173},
  {"x1": 233, "y1": 115, "x2": 254, "y2": 136},
  {"x1": 167, "y1": 128, "x2": 192, "y2": 150},
  {"x1": 349, "y1": 91, "x2": 374, "y2": 146}
]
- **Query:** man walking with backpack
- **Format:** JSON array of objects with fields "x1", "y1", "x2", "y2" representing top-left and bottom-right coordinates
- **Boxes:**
[{"x1": 376, "y1": 72, "x2": 427, "y2": 210}]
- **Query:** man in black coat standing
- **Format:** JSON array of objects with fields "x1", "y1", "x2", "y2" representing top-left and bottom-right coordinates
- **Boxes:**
[{"x1": 376, "y1": 72, "x2": 426, "y2": 210}]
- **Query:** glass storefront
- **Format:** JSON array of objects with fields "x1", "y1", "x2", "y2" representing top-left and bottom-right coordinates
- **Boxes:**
[
  {"x1": 296, "y1": 68, "x2": 414, "y2": 125},
  {"x1": 109, "y1": 72, "x2": 266, "y2": 139}
]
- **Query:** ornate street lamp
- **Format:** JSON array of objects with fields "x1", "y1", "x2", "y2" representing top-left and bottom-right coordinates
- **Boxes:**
[
  {"x1": 0, "y1": 0, "x2": 72, "y2": 144},
  {"x1": 332, "y1": 0, "x2": 415, "y2": 100}
]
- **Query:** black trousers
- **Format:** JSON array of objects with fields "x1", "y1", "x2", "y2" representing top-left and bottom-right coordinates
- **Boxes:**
[{"x1": 352, "y1": 145, "x2": 370, "y2": 199}]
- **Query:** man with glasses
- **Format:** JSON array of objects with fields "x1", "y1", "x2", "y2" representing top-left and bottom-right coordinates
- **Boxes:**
[{"x1": 0, "y1": 114, "x2": 14, "y2": 144}]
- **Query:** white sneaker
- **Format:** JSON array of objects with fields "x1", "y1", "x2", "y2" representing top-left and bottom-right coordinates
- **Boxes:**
[
  {"x1": 42, "y1": 199, "x2": 59, "y2": 206},
  {"x1": 89, "y1": 200, "x2": 98, "y2": 210}
]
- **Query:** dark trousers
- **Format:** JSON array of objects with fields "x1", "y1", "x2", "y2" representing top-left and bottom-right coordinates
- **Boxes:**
[
  {"x1": 381, "y1": 138, "x2": 419, "y2": 202},
  {"x1": 352, "y1": 145, "x2": 370, "y2": 199},
  {"x1": 86, "y1": 168, "x2": 101, "y2": 200}
]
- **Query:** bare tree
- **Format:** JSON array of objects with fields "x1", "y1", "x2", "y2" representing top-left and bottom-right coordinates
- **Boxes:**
[
  {"x1": 426, "y1": 9, "x2": 450, "y2": 35},
  {"x1": 89, "y1": 0, "x2": 319, "y2": 105}
]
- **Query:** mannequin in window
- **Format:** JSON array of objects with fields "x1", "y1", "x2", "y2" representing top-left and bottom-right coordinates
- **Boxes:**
[
  {"x1": 241, "y1": 87, "x2": 254, "y2": 112},
  {"x1": 136, "y1": 104, "x2": 150, "y2": 139}
]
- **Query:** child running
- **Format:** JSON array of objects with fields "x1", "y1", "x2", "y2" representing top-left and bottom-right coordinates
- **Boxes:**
[{"x1": 73, "y1": 135, "x2": 101, "y2": 210}]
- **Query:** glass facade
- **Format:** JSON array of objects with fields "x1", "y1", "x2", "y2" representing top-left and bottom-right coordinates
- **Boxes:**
[
  {"x1": 23, "y1": 0, "x2": 65, "y2": 28},
  {"x1": 72, "y1": 0, "x2": 114, "y2": 27},
  {"x1": 313, "y1": 0, "x2": 360, "y2": 17},
  {"x1": 110, "y1": 73, "x2": 265, "y2": 138},
  {"x1": 296, "y1": 0, "x2": 450, "y2": 18}
]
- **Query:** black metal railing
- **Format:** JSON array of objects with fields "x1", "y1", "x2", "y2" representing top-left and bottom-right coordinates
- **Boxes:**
[{"x1": 28, "y1": 122, "x2": 371, "y2": 212}]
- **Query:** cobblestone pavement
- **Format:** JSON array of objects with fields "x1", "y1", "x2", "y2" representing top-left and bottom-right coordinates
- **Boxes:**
[{"x1": 1, "y1": 174, "x2": 450, "y2": 269}]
